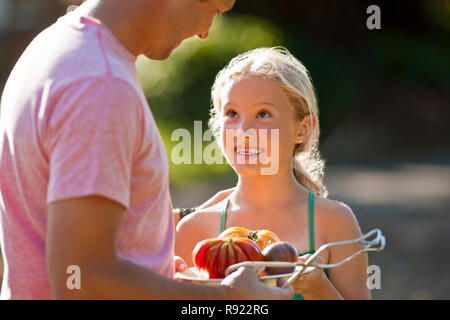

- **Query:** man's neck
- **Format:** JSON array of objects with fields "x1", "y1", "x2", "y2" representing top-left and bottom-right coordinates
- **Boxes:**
[{"x1": 76, "y1": 0, "x2": 148, "y2": 57}]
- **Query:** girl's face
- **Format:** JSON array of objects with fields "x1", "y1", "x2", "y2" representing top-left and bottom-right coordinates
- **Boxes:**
[{"x1": 219, "y1": 76, "x2": 309, "y2": 177}]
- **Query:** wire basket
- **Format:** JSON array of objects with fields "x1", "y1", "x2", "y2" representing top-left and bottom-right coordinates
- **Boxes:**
[{"x1": 175, "y1": 228, "x2": 385, "y2": 287}]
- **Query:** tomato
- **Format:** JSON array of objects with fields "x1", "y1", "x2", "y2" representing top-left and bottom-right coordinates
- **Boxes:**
[
  {"x1": 218, "y1": 227, "x2": 281, "y2": 251},
  {"x1": 192, "y1": 237, "x2": 264, "y2": 279}
]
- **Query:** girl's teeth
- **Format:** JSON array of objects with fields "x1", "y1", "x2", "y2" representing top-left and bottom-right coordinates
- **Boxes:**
[{"x1": 237, "y1": 149, "x2": 260, "y2": 155}]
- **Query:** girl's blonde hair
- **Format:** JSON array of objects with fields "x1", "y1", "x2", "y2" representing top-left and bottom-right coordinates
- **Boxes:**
[{"x1": 209, "y1": 47, "x2": 328, "y2": 197}]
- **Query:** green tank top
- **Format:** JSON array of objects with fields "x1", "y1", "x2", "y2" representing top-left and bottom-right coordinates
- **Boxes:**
[{"x1": 220, "y1": 190, "x2": 328, "y2": 300}]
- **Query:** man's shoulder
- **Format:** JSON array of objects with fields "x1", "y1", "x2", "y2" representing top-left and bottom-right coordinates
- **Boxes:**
[
  {"x1": 44, "y1": 75, "x2": 144, "y2": 132},
  {"x1": 36, "y1": 14, "x2": 138, "y2": 92}
]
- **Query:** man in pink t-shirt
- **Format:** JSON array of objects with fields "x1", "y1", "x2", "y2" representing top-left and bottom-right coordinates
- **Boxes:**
[{"x1": 0, "y1": 0, "x2": 293, "y2": 299}]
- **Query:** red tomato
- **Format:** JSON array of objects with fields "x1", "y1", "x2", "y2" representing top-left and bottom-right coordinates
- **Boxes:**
[{"x1": 192, "y1": 237, "x2": 264, "y2": 279}]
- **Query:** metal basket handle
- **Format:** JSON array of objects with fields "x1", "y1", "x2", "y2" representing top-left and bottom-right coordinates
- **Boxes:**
[
  {"x1": 283, "y1": 228, "x2": 385, "y2": 287},
  {"x1": 223, "y1": 228, "x2": 385, "y2": 287}
]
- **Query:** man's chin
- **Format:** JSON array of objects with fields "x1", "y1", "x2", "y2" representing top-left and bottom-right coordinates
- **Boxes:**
[{"x1": 144, "y1": 47, "x2": 176, "y2": 61}]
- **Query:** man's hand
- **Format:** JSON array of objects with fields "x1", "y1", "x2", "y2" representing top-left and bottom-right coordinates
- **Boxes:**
[{"x1": 221, "y1": 267, "x2": 294, "y2": 300}]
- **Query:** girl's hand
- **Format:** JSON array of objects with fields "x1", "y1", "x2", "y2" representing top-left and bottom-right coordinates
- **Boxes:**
[{"x1": 292, "y1": 254, "x2": 327, "y2": 295}]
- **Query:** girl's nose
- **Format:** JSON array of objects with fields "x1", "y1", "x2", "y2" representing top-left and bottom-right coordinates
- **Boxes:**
[{"x1": 236, "y1": 119, "x2": 258, "y2": 138}]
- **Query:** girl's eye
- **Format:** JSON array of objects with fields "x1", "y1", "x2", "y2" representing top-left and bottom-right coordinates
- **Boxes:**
[
  {"x1": 257, "y1": 110, "x2": 272, "y2": 119},
  {"x1": 225, "y1": 110, "x2": 238, "y2": 118}
]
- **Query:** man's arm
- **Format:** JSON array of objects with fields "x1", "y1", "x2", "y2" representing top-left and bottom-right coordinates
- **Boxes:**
[
  {"x1": 47, "y1": 195, "x2": 228, "y2": 299},
  {"x1": 47, "y1": 195, "x2": 293, "y2": 300}
]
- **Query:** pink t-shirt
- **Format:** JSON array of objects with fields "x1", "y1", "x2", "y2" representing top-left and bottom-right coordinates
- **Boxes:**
[{"x1": 0, "y1": 11, "x2": 174, "y2": 299}]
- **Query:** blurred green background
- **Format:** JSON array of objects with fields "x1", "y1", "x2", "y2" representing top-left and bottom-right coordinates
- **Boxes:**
[{"x1": 1, "y1": 0, "x2": 449, "y2": 299}]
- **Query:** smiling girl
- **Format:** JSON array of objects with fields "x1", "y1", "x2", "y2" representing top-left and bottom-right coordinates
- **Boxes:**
[{"x1": 175, "y1": 47, "x2": 371, "y2": 300}]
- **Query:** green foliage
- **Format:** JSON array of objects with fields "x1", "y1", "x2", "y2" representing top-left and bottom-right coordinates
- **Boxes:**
[{"x1": 157, "y1": 121, "x2": 234, "y2": 185}]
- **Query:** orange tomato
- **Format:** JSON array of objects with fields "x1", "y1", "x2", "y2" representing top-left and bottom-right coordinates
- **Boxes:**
[{"x1": 218, "y1": 227, "x2": 281, "y2": 251}]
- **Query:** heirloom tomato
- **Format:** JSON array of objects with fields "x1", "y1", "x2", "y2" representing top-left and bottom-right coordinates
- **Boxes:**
[
  {"x1": 218, "y1": 226, "x2": 281, "y2": 251},
  {"x1": 192, "y1": 237, "x2": 263, "y2": 279}
]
